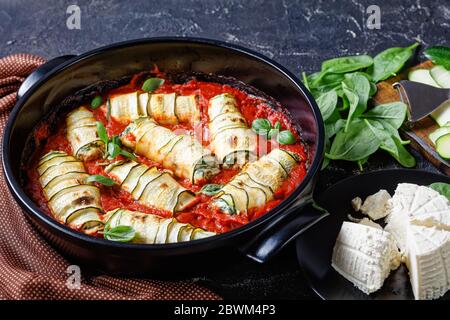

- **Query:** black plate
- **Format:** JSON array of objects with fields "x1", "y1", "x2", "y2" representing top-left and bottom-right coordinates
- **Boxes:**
[{"x1": 296, "y1": 169, "x2": 450, "y2": 300}]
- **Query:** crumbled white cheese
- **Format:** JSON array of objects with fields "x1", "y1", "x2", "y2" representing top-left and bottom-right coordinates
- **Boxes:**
[
  {"x1": 360, "y1": 189, "x2": 392, "y2": 220},
  {"x1": 351, "y1": 197, "x2": 362, "y2": 211},
  {"x1": 359, "y1": 217, "x2": 382, "y2": 230}
]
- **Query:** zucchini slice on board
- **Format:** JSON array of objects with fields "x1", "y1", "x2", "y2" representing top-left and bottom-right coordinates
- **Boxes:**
[
  {"x1": 105, "y1": 160, "x2": 198, "y2": 213},
  {"x1": 38, "y1": 151, "x2": 103, "y2": 234},
  {"x1": 103, "y1": 209, "x2": 215, "y2": 243},
  {"x1": 120, "y1": 117, "x2": 219, "y2": 184},
  {"x1": 436, "y1": 133, "x2": 450, "y2": 160},
  {"x1": 208, "y1": 93, "x2": 257, "y2": 168},
  {"x1": 212, "y1": 148, "x2": 298, "y2": 214},
  {"x1": 66, "y1": 107, "x2": 105, "y2": 161},
  {"x1": 109, "y1": 91, "x2": 200, "y2": 125}
]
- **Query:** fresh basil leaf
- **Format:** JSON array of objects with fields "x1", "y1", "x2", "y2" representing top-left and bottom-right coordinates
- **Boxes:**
[
  {"x1": 199, "y1": 184, "x2": 224, "y2": 196},
  {"x1": 316, "y1": 90, "x2": 338, "y2": 122},
  {"x1": 277, "y1": 130, "x2": 296, "y2": 145},
  {"x1": 142, "y1": 78, "x2": 165, "y2": 92},
  {"x1": 86, "y1": 174, "x2": 116, "y2": 186},
  {"x1": 111, "y1": 135, "x2": 121, "y2": 147},
  {"x1": 107, "y1": 142, "x2": 121, "y2": 159},
  {"x1": 96, "y1": 121, "x2": 108, "y2": 145},
  {"x1": 369, "y1": 43, "x2": 419, "y2": 82},
  {"x1": 91, "y1": 95, "x2": 103, "y2": 109},
  {"x1": 268, "y1": 128, "x2": 279, "y2": 139},
  {"x1": 252, "y1": 118, "x2": 272, "y2": 133},
  {"x1": 429, "y1": 182, "x2": 450, "y2": 201},
  {"x1": 274, "y1": 121, "x2": 281, "y2": 130},
  {"x1": 424, "y1": 46, "x2": 450, "y2": 70},
  {"x1": 361, "y1": 102, "x2": 407, "y2": 129},
  {"x1": 103, "y1": 225, "x2": 136, "y2": 242},
  {"x1": 327, "y1": 119, "x2": 380, "y2": 161},
  {"x1": 119, "y1": 149, "x2": 137, "y2": 160}
]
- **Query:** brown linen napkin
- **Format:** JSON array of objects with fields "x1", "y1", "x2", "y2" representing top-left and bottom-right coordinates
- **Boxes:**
[{"x1": 0, "y1": 53, "x2": 220, "y2": 300}]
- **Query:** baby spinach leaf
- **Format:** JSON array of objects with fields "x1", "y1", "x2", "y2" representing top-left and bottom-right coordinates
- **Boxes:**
[
  {"x1": 429, "y1": 182, "x2": 450, "y2": 201},
  {"x1": 343, "y1": 73, "x2": 371, "y2": 129},
  {"x1": 369, "y1": 43, "x2": 419, "y2": 82},
  {"x1": 321, "y1": 55, "x2": 374, "y2": 74},
  {"x1": 342, "y1": 83, "x2": 360, "y2": 132},
  {"x1": 316, "y1": 90, "x2": 338, "y2": 121},
  {"x1": 424, "y1": 46, "x2": 450, "y2": 70},
  {"x1": 327, "y1": 120, "x2": 380, "y2": 161},
  {"x1": 361, "y1": 102, "x2": 407, "y2": 129}
]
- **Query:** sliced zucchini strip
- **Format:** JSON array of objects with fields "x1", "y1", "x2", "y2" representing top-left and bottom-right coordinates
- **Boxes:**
[
  {"x1": 212, "y1": 148, "x2": 298, "y2": 214},
  {"x1": 38, "y1": 151, "x2": 103, "y2": 234},
  {"x1": 120, "y1": 117, "x2": 219, "y2": 184},
  {"x1": 109, "y1": 91, "x2": 200, "y2": 125},
  {"x1": 208, "y1": 93, "x2": 257, "y2": 168},
  {"x1": 66, "y1": 106, "x2": 105, "y2": 161},
  {"x1": 105, "y1": 160, "x2": 197, "y2": 213},
  {"x1": 103, "y1": 209, "x2": 215, "y2": 244}
]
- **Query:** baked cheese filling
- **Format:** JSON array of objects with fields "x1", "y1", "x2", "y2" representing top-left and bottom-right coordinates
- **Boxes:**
[
  {"x1": 37, "y1": 151, "x2": 103, "y2": 234},
  {"x1": 120, "y1": 117, "x2": 219, "y2": 184},
  {"x1": 105, "y1": 160, "x2": 197, "y2": 213},
  {"x1": 208, "y1": 93, "x2": 257, "y2": 168},
  {"x1": 110, "y1": 91, "x2": 200, "y2": 125},
  {"x1": 66, "y1": 107, "x2": 105, "y2": 161},
  {"x1": 212, "y1": 148, "x2": 298, "y2": 214},
  {"x1": 104, "y1": 209, "x2": 216, "y2": 243}
]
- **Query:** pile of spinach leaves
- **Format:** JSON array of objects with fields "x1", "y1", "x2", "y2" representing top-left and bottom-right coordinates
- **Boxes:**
[{"x1": 302, "y1": 43, "x2": 419, "y2": 170}]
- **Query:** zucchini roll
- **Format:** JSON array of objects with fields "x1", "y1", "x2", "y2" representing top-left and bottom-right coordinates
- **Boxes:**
[
  {"x1": 212, "y1": 149, "x2": 298, "y2": 214},
  {"x1": 110, "y1": 92, "x2": 200, "y2": 125},
  {"x1": 66, "y1": 107, "x2": 105, "y2": 161},
  {"x1": 37, "y1": 151, "x2": 103, "y2": 234},
  {"x1": 105, "y1": 160, "x2": 197, "y2": 213},
  {"x1": 120, "y1": 117, "x2": 219, "y2": 184},
  {"x1": 208, "y1": 93, "x2": 257, "y2": 168},
  {"x1": 104, "y1": 209, "x2": 215, "y2": 243}
]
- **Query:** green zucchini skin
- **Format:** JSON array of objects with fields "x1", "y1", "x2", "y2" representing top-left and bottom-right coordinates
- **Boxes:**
[
  {"x1": 208, "y1": 93, "x2": 257, "y2": 168},
  {"x1": 120, "y1": 117, "x2": 219, "y2": 184},
  {"x1": 212, "y1": 148, "x2": 298, "y2": 214},
  {"x1": 110, "y1": 91, "x2": 200, "y2": 125},
  {"x1": 38, "y1": 151, "x2": 103, "y2": 234},
  {"x1": 66, "y1": 107, "x2": 105, "y2": 161},
  {"x1": 105, "y1": 160, "x2": 198, "y2": 213},
  {"x1": 104, "y1": 209, "x2": 215, "y2": 244}
]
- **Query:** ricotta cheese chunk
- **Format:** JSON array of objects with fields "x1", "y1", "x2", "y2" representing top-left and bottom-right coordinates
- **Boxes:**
[
  {"x1": 385, "y1": 183, "x2": 450, "y2": 253},
  {"x1": 406, "y1": 225, "x2": 450, "y2": 300},
  {"x1": 332, "y1": 222, "x2": 401, "y2": 294},
  {"x1": 360, "y1": 189, "x2": 392, "y2": 220}
]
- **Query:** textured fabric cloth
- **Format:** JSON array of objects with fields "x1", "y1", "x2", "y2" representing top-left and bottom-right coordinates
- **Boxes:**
[{"x1": 0, "y1": 53, "x2": 220, "y2": 300}]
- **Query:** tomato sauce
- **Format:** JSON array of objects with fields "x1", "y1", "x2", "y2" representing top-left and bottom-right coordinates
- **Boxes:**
[{"x1": 25, "y1": 72, "x2": 308, "y2": 234}]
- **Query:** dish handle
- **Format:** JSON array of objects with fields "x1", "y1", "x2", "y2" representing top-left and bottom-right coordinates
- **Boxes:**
[
  {"x1": 17, "y1": 55, "x2": 76, "y2": 100},
  {"x1": 242, "y1": 196, "x2": 329, "y2": 263}
]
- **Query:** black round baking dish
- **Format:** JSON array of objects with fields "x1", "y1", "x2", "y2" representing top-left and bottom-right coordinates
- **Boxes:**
[{"x1": 2, "y1": 37, "x2": 325, "y2": 275}]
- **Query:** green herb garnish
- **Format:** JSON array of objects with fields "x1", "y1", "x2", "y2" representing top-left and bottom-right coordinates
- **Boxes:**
[
  {"x1": 429, "y1": 182, "x2": 450, "y2": 201},
  {"x1": 91, "y1": 95, "x2": 103, "y2": 109},
  {"x1": 86, "y1": 174, "x2": 116, "y2": 186},
  {"x1": 199, "y1": 184, "x2": 224, "y2": 196},
  {"x1": 277, "y1": 130, "x2": 296, "y2": 145},
  {"x1": 103, "y1": 225, "x2": 136, "y2": 242},
  {"x1": 141, "y1": 78, "x2": 165, "y2": 92}
]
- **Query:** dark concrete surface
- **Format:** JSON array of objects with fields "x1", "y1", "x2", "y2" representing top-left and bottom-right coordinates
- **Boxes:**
[{"x1": 0, "y1": 0, "x2": 449, "y2": 299}]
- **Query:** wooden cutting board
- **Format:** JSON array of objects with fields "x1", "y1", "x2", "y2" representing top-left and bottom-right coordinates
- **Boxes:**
[{"x1": 372, "y1": 60, "x2": 450, "y2": 175}]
